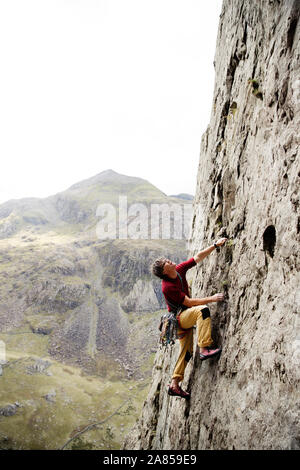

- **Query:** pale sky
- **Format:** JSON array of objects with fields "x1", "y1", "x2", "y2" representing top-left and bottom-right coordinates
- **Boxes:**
[{"x1": 0, "y1": 0, "x2": 223, "y2": 204}]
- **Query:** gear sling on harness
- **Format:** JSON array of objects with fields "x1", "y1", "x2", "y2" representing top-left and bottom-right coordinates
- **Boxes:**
[{"x1": 159, "y1": 273, "x2": 191, "y2": 346}]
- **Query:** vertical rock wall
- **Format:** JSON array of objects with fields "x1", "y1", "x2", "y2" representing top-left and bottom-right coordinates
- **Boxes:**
[{"x1": 124, "y1": 0, "x2": 300, "y2": 450}]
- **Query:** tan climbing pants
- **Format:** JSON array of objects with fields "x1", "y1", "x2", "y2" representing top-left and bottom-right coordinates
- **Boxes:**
[{"x1": 172, "y1": 305, "x2": 213, "y2": 382}]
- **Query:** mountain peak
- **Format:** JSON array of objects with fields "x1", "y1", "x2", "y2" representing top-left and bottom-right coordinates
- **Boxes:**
[
  {"x1": 67, "y1": 169, "x2": 148, "y2": 191},
  {"x1": 97, "y1": 169, "x2": 118, "y2": 177}
]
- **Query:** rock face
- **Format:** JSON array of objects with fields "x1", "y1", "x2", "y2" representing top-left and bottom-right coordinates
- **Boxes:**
[{"x1": 123, "y1": 0, "x2": 300, "y2": 450}]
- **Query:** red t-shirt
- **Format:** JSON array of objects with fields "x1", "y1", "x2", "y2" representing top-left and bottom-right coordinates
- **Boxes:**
[{"x1": 162, "y1": 258, "x2": 196, "y2": 311}]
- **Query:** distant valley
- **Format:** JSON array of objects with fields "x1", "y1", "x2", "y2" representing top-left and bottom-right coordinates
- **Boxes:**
[{"x1": 0, "y1": 170, "x2": 192, "y2": 449}]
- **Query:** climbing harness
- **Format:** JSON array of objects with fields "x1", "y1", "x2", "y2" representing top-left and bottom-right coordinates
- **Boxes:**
[
  {"x1": 159, "y1": 309, "x2": 180, "y2": 347},
  {"x1": 159, "y1": 272, "x2": 187, "y2": 347}
]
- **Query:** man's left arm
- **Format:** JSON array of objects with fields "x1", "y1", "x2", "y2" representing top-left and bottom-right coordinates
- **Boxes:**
[{"x1": 194, "y1": 238, "x2": 227, "y2": 263}]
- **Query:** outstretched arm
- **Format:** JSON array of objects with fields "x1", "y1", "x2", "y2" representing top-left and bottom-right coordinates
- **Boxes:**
[
  {"x1": 194, "y1": 237, "x2": 227, "y2": 263},
  {"x1": 183, "y1": 293, "x2": 224, "y2": 307}
]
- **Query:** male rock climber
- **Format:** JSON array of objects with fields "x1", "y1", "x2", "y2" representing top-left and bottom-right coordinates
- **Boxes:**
[{"x1": 151, "y1": 238, "x2": 227, "y2": 399}]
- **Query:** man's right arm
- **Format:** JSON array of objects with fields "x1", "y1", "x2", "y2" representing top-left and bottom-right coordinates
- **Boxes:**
[{"x1": 182, "y1": 293, "x2": 224, "y2": 308}]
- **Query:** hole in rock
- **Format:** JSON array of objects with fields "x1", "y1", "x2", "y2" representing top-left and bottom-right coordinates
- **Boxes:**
[{"x1": 263, "y1": 225, "x2": 276, "y2": 258}]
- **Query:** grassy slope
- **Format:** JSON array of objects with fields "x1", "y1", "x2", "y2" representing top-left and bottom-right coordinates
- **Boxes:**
[{"x1": 0, "y1": 327, "x2": 151, "y2": 450}]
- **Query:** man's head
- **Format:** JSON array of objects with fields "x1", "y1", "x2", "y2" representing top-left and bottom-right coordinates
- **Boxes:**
[{"x1": 151, "y1": 257, "x2": 177, "y2": 280}]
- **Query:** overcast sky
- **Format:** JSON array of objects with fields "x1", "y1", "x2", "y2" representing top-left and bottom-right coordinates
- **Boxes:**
[{"x1": 0, "y1": 0, "x2": 223, "y2": 204}]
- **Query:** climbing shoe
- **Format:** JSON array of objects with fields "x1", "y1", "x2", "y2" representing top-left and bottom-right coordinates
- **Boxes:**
[
  {"x1": 167, "y1": 384, "x2": 190, "y2": 399},
  {"x1": 199, "y1": 347, "x2": 222, "y2": 361}
]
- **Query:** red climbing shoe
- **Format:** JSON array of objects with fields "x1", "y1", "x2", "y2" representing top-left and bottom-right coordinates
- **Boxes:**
[
  {"x1": 199, "y1": 347, "x2": 222, "y2": 361},
  {"x1": 167, "y1": 384, "x2": 190, "y2": 399}
]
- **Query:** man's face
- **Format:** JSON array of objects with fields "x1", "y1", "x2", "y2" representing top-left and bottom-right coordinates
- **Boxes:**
[{"x1": 162, "y1": 258, "x2": 176, "y2": 277}]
